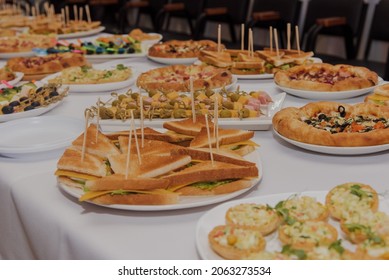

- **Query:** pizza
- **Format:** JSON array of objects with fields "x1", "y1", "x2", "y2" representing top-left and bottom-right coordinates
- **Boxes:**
[
  {"x1": 274, "y1": 63, "x2": 378, "y2": 91},
  {"x1": 49, "y1": 64, "x2": 132, "y2": 84},
  {"x1": 136, "y1": 65, "x2": 233, "y2": 93},
  {"x1": 148, "y1": 40, "x2": 220, "y2": 58},
  {"x1": 0, "y1": 66, "x2": 16, "y2": 81},
  {"x1": 6, "y1": 53, "x2": 88, "y2": 77},
  {"x1": 0, "y1": 34, "x2": 56, "y2": 53},
  {"x1": 272, "y1": 101, "x2": 389, "y2": 147}
]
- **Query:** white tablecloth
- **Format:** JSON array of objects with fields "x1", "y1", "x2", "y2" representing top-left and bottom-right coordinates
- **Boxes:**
[{"x1": 1, "y1": 56, "x2": 388, "y2": 260}]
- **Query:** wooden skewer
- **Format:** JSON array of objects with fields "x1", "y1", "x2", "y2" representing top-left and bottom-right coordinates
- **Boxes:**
[
  {"x1": 139, "y1": 93, "x2": 144, "y2": 148},
  {"x1": 35, "y1": 2, "x2": 39, "y2": 17},
  {"x1": 81, "y1": 110, "x2": 91, "y2": 162},
  {"x1": 204, "y1": 114, "x2": 214, "y2": 165},
  {"x1": 295, "y1": 25, "x2": 301, "y2": 54},
  {"x1": 79, "y1": 7, "x2": 84, "y2": 22},
  {"x1": 85, "y1": 4, "x2": 91, "y2": 23},
  {"x1": 190, "y1": 76, "x2": 196, "y2": 123},
  {"x1": 269, "y1": 26, "x2": 273, "y2": 52},
  {"x1": 214, "y1": 97, "x2": 219, "y2": 150},
  {"x1": 73, "y1": 5, "x2": 78, "y2": 21},
  {"x1": 31, "y1": 6, "x2": 36, "y2": 17},
  {"x1": 249, "y1": 28, "x2": 254, "y2": 57},
  {"x1": 61, "y1": 8, "x2": 66, "y2": 26},
  {"x1": 217, "y1": 24, "x2": 221, "y2": 52},
  {"x1": 241, "y1": 23, "x2": 244, "y2": 51},
  {"x1": 131, "y1": 111, "x2": 141, "y2": 165},
  {"x1": 125, "y1": 116, "x2": 133, "y2": 180},
  {"x1": 274, "y1": 28, "x2": 280, "y2": 58},
  {"x1": 287, "y1": 23, "x2": 291, "y2": 50},
  {"x1": 65, "y1": 6, "x2": 70, "y2": 26},
  {"x1": 96, "y1": 98, "x2": 100, "y2": 143}
]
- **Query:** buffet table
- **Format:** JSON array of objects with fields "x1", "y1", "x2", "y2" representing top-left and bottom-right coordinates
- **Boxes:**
[{"x1": 1, "y1": 53, "x2": 389, "y2": 259}]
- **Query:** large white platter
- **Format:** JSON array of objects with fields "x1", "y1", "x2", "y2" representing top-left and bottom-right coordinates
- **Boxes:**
[
  {"x1": 0, "y1": 97, "x2": 65, "y2": 123},
  {"x1": 57, "y1": 26, "x2": 105, "y2": 39},
  {"x1": 147, "y1": 55, "x2": 198, "y2": 65},
  {"x1": 273, "y1": 129, "x2": 389, "y2": 155},
  {"x1": 0, "y1": 116, "x2": 84, "y2": 157},
  {"x1": 58, "y1": 149, "x2": 263, "y2": 211},
  {"x1": 99, "y1": 92, "x2": 286, "y2": 131},
  {"x1": 196, "y1": 190, "x2": 389, "y2": 260},
  {"x1": 0, "y1": 72, "x2": 24, "y2": 88},
  {"x1": 40, "y1": 66, "x2": 137, "y2": 93},
  {"x1": 276, "y1": 79, "x2": 382, "y2": 100}
]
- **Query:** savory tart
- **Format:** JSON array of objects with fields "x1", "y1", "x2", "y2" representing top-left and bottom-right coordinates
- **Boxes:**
[
  {"x1": 225, "y1": 203, "x2": 281, "y2": 236},
  {"x1": 148, "y1": 40, "x2": 220, "y2": 58},
  {"x1": 274, "y1": 63, "x2": 378, "y2": 91},
  {"x1": 325, "y1": 182, "x2": 379, "y2": 221},
  {"x1": 272, "y1": 101, "x2": 389, "y2": 147},
  {"x1": 208, "y1": 225, "x2": 266, "y2": 259},
  {"x1": 278, "y1": 221, "x2": 338, "y2": 250}
]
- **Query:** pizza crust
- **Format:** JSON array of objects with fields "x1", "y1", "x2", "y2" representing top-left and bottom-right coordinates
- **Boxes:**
[
  {"x1": 272, "y1": 101, "x2": 389, "y2": 147},
  {"x1": 274, "y1": 63, "x2": 378, "y2": 91}
]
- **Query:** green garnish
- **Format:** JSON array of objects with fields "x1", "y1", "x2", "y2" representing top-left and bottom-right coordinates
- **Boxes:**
[
  {"x1": 116, "y1": 64, "x2": 127, "y2": 70},
  {"x1": 329, "y1": 240, "x2": 345, "y2": 255},
  {"x1": 281, "y1": 245, "x2": 307, "y2": 260}
]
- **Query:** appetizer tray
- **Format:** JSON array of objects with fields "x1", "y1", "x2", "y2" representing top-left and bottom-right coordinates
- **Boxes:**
[
  {"x1": 58, "y1": 149, "x2": 263, "y2": 211},
  {"x1": 99, "y1": 92, "x2": 286, "y2": 131},
  {"x1": 0, "y1": 116, "x2": 84, "y2": 158},
  {"x1": 195, "y1": 190, "x2": 389, "y2": 260},
  {"x1": 147, "y1": 55, "x2": 198, "y2": 65}
]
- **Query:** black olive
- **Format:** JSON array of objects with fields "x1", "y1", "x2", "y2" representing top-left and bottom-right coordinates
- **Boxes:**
[
  {"x1": 108, "y1": 42, "x2": 115, "y2": 48},
  {"x1": 86, "y1": 49, "x2": 94, "y2": 55},
  {"x1": 304, "y1": 119, "x2": 312, "y2": 124},
  {"x1": 9, "y1": 101, "x2": 20, "y2": 107},
  {"x1": 31, "y1": 101, "x2": 40, "y2": 107},
  {"x1": 318, "y1": 113, "x2": 327, "y2": 120},
  {"x1": 338, "y1": 105, "x2": 346, "y2": 117},
  {"x1": 19, "y1": 96, "x2": 29, "y2": 103},
  {"x1": 36, "y1": 87, "x2": 43, "y2": 93},
  {"x1": 49, "y1": 91, "x2": 59, "y2": 98},
  {"x1": 1, "y1": 106, "x2": 14, "y2": 114},
  {"x1": 127, "y1": 47, "x2": 135, "y2": 53},
  {"x1": 87, "y1": 42, "x2": 93, "y2": 46},
  {"x1": 44, "y1": 96, "x2": 49, "y2": 100},
  {"x1": 24, "y1": 105, "x2": 35, "y2": 111}
]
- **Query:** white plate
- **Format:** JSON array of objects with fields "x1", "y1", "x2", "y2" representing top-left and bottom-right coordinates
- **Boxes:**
[
  {"x1": 58, "y1": 149, "x2": 263, "y2": 211},
  {"x1": 147, "y1": 55, "x2": 198, "y2": 65},
  {"x1": 99, "y1": 92, "x2": 286, "y2": 131},
  {"x1": 196, "y1": 190, "x2": 389, "y2": 260},
  {"x1": 0, "y1": 51, "x2": 35, "y2": 59},
  {"x1": 274, "y1": 129, "x2": 389, "y2": 155},
  {"x1": 233, "y1": 73, "x2": 273, "y2": 80},
  {"x1": 0, "y1": 116, "x2": 84, "y2": 157},
  {"x1": 40, "y1": 66, "x2": 137, "y2": 93},
  {"x1": 276, "y1": 78, "x2": 382, "y2": 100},
  {"x1": 0, "y1": 98, "x2": 65, "y2": 123},
  {"x1": 57, "y1": 26, "x2": 105, "y2": 39},
  {"x1": 0, "y1": 72, "x2": 24, "y2": 88}
]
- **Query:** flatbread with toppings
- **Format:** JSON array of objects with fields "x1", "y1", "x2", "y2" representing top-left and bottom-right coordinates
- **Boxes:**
[
  {"x1": 148, "y1": 40, "x2": 220, "y2": 58},
  {"x1": 272, "y1": 101, "x2": 389, "y2": 147},
  {"x1": 274, "y1": 63, "x2": 378, "y2": 91}
]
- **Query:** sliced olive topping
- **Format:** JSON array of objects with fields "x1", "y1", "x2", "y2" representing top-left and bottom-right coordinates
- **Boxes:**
[{"x1": 338, "y1": 105, "x2": 346, "y2": 117}]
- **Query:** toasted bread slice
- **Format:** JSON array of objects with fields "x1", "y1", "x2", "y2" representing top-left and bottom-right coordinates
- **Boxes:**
[
  {"x1": 118, "y1": 137, "x2": 182, "y2": 155},
  {"x1": 72, "y1": 124, "x2": 121, "y2": 158},
  {"x1": 163, "y1": 115, "x2": 213, "y2": 136},
  {"x1": 108, "y1": 153, "x2": 191, "y2": 178},
  {"x1": 170, "y1": 147, "x2": 256, "y2": 166},
  {"x1": 190, "y1": 127, "x2": 254, "y2": 148}
]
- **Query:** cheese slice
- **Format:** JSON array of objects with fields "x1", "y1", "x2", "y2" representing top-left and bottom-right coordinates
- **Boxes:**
[
  {"x1": 80, "y1": 189, "x2": 173, "y2": 201},
  {"x1": 55, "y1": 170, "x2": 100, "y2": 181},
  {"x1": 221, "y1": 140, "x2": 260, "y2": 149}
]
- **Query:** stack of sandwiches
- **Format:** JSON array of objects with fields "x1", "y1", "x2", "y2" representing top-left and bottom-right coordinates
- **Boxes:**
[
  {"x1": 365, "y1": 83, "x2": 389, "y2": 106},
  {"x1": 55, "y1": 118, "x2": 260, "y2": 205},
  {"x1": 198, "y1": 49, "x2": 265, "y2": 75}
]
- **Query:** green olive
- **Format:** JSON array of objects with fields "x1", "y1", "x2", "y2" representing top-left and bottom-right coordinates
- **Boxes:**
[
  {"x1": 159, "y1": 109, "x2": 173, "y2": 119},
  {"x1": 222, "y1": 100, "x2": 234, "y2": 110},
  {"x1": 205, "y1": 89, "x2": 213, "y2": 97},
  {"x1": 99, "y1": 107, "x2": 114, "y2": 119},
  {"x1": 132, "y1": 109, "x2": 141, "y2": 119},
  {"x1": 230, "y1": 93, "x2": 240, "y2": 102},
  {"x1": 118, "y1": 94, "x2": 127, "y2": 101},
  {"x1": 148, "y1": 90, "x2": 158, "y2": 97},
  {"x1": 163, "y1": 104, "x2": 174, "y2": 110},
  {"x1": 240, "y1": 108, "x2": 250, "y2": 118},
  {"x1": 219, "y1": 109, "x2": 232, "y2": 118},
  {"x1": 112, "y1": 100, "x2": 119, "y2": 107},
  {"x1": 131, "y1": 92, "x2": 139, "y2": 99},
  {"x1": 126, "y1": 103, "x2": 138, "y2": 110},
  {"x1": 173, "y1": 109, "x2": 186, "y2": 118}
]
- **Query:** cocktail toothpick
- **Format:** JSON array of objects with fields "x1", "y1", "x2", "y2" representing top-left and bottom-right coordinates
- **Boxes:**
[
  {"x1": 81, "y1": 109, "x2": 91, "y2": 162},
  {"x1": 241, "y1": 23, "x2": 244, "y2": 51},
  {"x1": 190, "y1": 76, "x2": 196, "y2": 123},
  {"x1": 205, "y1": 114, "x2": 214, "y2": 165},
  {"x1": 295, "y1": 25, "x2": 301, "y2": 54},
  {"x1": 287, "y1": 23, "x2": 291, "y2": 50}
]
